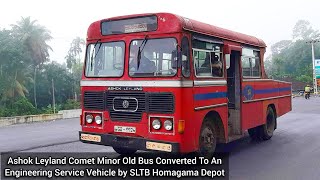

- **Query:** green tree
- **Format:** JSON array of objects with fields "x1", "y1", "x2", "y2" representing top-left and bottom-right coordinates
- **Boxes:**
[
  {"x1": 11, "y1": 17, "x2": 53, "y2": 108},
  {"x1": 65, "y1": 37, "x2": 85, "y2": 101},
  {"x1": 26, "y1": 62, "x2": 74, "y2": 109},
  {"x1": 292, "y1": 20, "x2": 319, "y2": 40},
  {"x1": 268, "y1": 20, "x2": 320, "y2": 85},
  {"x1": 66, "y1": 37, "x2": 85, "y2": 70},
  {"x1": 0, "y1": 29, "x2": 33, "y2": 104}
]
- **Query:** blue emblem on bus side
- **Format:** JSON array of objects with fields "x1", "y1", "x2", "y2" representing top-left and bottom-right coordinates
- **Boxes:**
[{"x1": 243, "y1": 85, "x2": 254, "y2": 100}]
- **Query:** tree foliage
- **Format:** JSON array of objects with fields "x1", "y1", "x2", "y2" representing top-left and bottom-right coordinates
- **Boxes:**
[
  {"x1": 266, "y1": 20, "x2": 320, "y2": 86},
  {"x1": 0, "y1": 17, "x2": 85, "y2": 117},
  {"x1": 65, "y1": 37, "x2": 85, "y2": 101}
]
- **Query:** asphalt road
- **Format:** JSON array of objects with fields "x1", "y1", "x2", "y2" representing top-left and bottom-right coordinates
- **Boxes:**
[{"x1": 1, "y1": 96, "x2": 320, "y2": 179}]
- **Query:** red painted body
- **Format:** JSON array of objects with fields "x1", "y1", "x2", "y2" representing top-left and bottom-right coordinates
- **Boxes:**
[{"x1": 80, "y1": 13, "x2": 292, "y2": 153}]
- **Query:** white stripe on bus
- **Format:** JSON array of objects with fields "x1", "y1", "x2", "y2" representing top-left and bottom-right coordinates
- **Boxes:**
[{"x1": 80, "y1": 80, "x2": 227, "y2": 87}]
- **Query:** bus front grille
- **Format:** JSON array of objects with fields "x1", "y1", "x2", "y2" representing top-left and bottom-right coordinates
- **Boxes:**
[
  {"x1": 83, "y1": 91, "x2": 105, "y2": 110},
  {"x1": 148, "y1": 93, "x2": 174, "y2": 113},
  {"x1": 83, "y1": 91, "x2": 175, "y2": 122},
  {"x1": 107, "y1": 92, "x2": 146, "y2": 122}
]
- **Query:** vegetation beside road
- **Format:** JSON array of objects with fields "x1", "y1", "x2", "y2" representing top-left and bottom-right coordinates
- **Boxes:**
[
  {"x1": 265, "y1": 20, "x2": 320, "y2": 88},
  {"x1": 0, "y1": 17, "x2": 83, "y2": 117}
]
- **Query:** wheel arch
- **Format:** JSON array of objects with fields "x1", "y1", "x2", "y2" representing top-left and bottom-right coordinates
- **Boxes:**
[{"x1": 202, "y1": 110, "x2": 226, "y2": 143}]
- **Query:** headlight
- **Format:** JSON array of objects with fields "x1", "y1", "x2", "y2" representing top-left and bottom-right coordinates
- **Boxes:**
[
  {"x1": 164, "y1": 120, "x2": 173, "y2": 131},
  {"x1": 86, "y1": 114, "x2": 93, "y2": 124},
  {"x1": 95, "y1": 115, "x2": 102, "y2": 125},
  {"x1": 152, "y1": 119, "x2": 161, "y2": 130}
]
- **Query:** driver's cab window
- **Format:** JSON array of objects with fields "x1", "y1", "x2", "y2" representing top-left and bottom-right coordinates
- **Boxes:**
[
  {"x1": 193, "y1": 40, "x2": 223, "y2": 77},
  {"x1": 85, "y1": 41, "x2": 125, "y2": 77},
  {"x1": 129, "y1": 38, "x2": 177, "y2": 77}
]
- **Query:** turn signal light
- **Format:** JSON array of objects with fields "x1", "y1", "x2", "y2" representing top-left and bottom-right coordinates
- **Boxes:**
[{"x1": 178, "y1": 120, "x2": 185, "y2": 134}]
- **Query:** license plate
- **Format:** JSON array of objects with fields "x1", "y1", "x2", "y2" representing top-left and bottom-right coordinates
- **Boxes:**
[
  {"x1": 114, "y1": 126, "x2": 136, "y2": 133},
  {"x1": 80, "y1": 134, "x2": 101, "y2": 142},
  {"x1": 146, "y1": 141, "x2": 172, "y2": 152}
]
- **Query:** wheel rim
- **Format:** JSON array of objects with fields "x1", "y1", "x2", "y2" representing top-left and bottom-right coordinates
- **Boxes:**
[
  {"x1": 266, "y1": 112, "x2": 275, "y2": 136},
  {"x1": 200, "y1": 126, "x2": 216, "y2": 153}
]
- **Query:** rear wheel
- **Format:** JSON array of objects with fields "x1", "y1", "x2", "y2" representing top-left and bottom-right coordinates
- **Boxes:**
[
  {"x1": 248, "y1": 107, "x2": 276, "y2": 140},
  {"x1": 198, "y1": 120, "x2": 217, "y2": 157},
  {"x1": 260, "y1": 107, "x2": 276, "y2": 140},
  {"x1": 113, "y1": 147, "x2": 137, "y2": 155},
  {"x1": 248, "y1": 127, "x2": 259, "y2": 140}
]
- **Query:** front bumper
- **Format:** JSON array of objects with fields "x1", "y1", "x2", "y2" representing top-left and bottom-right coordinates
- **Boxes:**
[{"x1": 79, "y1": 131, "x2": 180, "y2": 152}]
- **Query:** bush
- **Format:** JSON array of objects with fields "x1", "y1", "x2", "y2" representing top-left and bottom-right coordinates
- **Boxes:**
[
  {"x1": 41, "y1": 104, "x2": 62, "y2": 114},
  {"x1": 0, "y1": 108, "x2": 5, "y2": 117},
  {"x1": 0, "y1": 97, "x2": 37, "y2": 117},
  {"x1": 63, "y1": 99, "x2": 80, "y2": 110},
  {"x1": 11, "y1": 97, "x2": 37, "y2": 116}
]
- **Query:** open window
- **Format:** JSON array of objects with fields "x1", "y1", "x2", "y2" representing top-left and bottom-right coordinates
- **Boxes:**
[
  {"x1": 192, "y1": 39, "x2": 223, "y2": 77},
  {"x1": 241, "y1": 48, "x2": 261, "y2": 78}
]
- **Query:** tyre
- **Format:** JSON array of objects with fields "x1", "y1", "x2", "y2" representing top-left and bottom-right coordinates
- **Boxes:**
[
  {"x1": 259, "y1": 107, "x2": 276, "y2": 140},
  {"x1": 248, "y1": 127, "x2": 259, "y2": 140},
  {"x1": 198, "y1": 120, "x2": 217, "y2": 157},
  {"x1": 113, "y1": 147, "x2": 137, "y2": 155}
]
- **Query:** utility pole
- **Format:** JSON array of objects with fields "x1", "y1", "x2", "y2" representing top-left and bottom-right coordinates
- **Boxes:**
[
  {"x1": 52, "y1": 78, "x2": 56, "y2": 114},
  {"x1": 306, "y1": 39, "x2": 320, "y2": 95}
]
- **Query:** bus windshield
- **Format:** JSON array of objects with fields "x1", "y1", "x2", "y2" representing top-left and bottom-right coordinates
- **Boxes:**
[
  {"x1": 85, "y1": 41, "x2": 125, "y2": 77},
  {"x1": 129, "y1": 38, "x2": 178, "y2": 77}
]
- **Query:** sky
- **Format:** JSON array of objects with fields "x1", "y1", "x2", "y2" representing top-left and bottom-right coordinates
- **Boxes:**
[{"x1": 1, "y1": 0, "x2": 320, "y2": 63}]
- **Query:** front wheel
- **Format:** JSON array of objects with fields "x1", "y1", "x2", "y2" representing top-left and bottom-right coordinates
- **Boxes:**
[
  {"x1": 113, "y1": 147, "x2": 137, "y2": 155},
  {"x1": 198, "y1": 120, "x2": 217, "y2": 157}
]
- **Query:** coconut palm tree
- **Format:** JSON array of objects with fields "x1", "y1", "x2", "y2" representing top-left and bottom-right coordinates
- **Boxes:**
[
  {"x1": 70, "y1": 37, "x2": 85, "y2": 64},
  {"x1": 11, "y1": 17, "x2": 52, "y2": 108},
  {"x1": 65, "y1": 37, "x2": 85, "y2": 70},
  {"x1": 0, "y1": 29, "x2": 33, "y2": 104}
]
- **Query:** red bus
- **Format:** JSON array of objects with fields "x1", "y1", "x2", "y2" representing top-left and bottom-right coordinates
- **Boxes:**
[{"x1": 79, "y1": 13, "x2": 292, "y2": 156}]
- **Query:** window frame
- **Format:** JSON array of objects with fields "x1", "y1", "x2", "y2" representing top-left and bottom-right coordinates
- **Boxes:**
[
  {"x1": 192, "y1": 48, "x2": 224, "y2": 78},
  {"x1": 84, "y1": 40, "x2": 126, "y2": 78},
  {"x1": 128, "y1": 37, "x2": 178, "y2": 78},
  {"x1": 181, "y1": 36, "x2": 191, "y2": 78},
  {"x1": 101, "y1": 15, "x2": 158, "y2": 35},
  {"x1": 241, "y1": 50, "x2": 261, "y2": 78}
]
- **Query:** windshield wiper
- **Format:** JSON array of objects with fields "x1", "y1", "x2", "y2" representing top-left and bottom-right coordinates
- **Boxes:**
[
  {"x1": 90, "y1": 39, "x2": 101, "y2": 71},
  {"x1": 137, "y1": 35, "x2": 149, "y2": 69}
]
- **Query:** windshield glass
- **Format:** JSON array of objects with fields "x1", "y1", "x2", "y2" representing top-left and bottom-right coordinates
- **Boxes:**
[
  {"x1": 129, "y1": 38, "x2": 177, "y2": 77},
  {"x1": 85, "y1": 41, "x2": 125, "y2": 77}
]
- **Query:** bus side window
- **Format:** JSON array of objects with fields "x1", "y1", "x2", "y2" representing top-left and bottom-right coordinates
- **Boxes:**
[
  {"x1": 251, "y1": 51, "x2": 261, "y2": 77},
  {"x1": 181, "y1": 36, "x2": 190, "y2": 77},
  {"x1": 241, "y1": 49, "x2": 261, "y2": 77},
  {"x1": 241, "y1": 57, "x2": 251, "y2": 77}
]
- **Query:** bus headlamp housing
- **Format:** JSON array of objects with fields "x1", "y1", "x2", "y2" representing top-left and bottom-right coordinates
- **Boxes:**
[
  {"x1": 85, "y1": 114, "x2": 93, "y2": 124},
  {"x1": 95, "y1": 115, "x2": 102, "y2": 125},
  {"x1": 152, "y1": 119, "x2": 161, "y2": 130},
  {"x1": 164, "y1": 120, "x2": 173, "y2": 131}
]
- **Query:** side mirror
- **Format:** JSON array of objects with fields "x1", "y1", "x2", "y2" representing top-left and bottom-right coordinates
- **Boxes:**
[{"x1": 225, "y1": 54, "x2": 230, "y2": 69}]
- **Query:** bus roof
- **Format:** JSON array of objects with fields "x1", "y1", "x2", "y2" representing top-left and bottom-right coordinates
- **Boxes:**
[{"x1": 87, "y1": 12, "x2": 266, "y2": 48}]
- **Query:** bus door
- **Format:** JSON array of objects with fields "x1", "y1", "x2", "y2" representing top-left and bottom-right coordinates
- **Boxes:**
[{"x1": 226, "y1": 50, "x2": 242, "y2": 137}]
